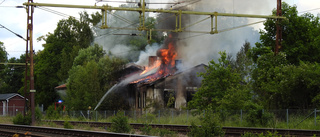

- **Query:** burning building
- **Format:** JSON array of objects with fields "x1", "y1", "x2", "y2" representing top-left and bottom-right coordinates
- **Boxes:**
[{"x1": 124, "y1": 34, "x2": 207, "y2": 111}]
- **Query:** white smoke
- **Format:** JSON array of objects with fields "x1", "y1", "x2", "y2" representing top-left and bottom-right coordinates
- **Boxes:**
[
  {"x1": 93, "y1": 1, "x2": 150, "y2": 61},
  {"x1": 93, "y1": 0, "x2": 275, "y2": 69},
  {"x1": 135, "y1": 43, "x2": 160, "y2": 66},
  {"x1": 171, "y1": 0, "x2": 272, "y2": 68}
]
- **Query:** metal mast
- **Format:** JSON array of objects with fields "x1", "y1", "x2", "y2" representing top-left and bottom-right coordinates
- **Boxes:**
[
  {"x1": 275, "y1": 0, "x2": 282, "y2": 55},
  {"x1": 26, "y1": 0, "x2": 36, "y2": 125}
]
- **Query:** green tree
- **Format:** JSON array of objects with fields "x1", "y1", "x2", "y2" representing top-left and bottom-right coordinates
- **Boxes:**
[
  {"x1": 35, "y1": 12, "x2": 96, "y2": 109},
  {"x1": 188, "y1": 51, "x2": 250, "y2": 111},
  {"x1": 249, "y1": 3, "x2": 320, "y2": 109},
  {"x1": 232, "y1": 41, "x2": 253, "y2": 83},
  {"x1": 0, "y1": 56, "x2": 25, "y2": 93},
  {"x1": 66, "y1": 61, "x2": 100, "y2": 110},
  {"x1": 65, "y1": 45, "x2": 127, "y2": 110},
  {"x1": 0, "y1": 41, "x2": 8, "y2": 91},
  {"x1": 252, "y1": 2, "x2": 320, "y2": 64},
  {"x1": 189, "y1": 109, "x2": 224, "y2": 137},
  {"x1": 0, "y1": 41, "x2": 7, "y2": 62},
  {"x1": 251, "y1": 51, "x2": 320, "y2": 109}
]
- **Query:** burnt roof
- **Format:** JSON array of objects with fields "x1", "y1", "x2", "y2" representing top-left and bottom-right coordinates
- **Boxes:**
[
  {"x1": 0, "y1": 93, "x2": 25, "y2": 101},
  {"x1": 135, "y1": 63, "x2": 208, "y2": 86},
  {"x1": 55, "y1": 84, "x2": 67, "y2": 90}
]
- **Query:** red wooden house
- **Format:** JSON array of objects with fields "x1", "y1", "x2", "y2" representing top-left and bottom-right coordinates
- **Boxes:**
[{"x1": 0, "y1": 93, "x2": 26, "y2": 116}]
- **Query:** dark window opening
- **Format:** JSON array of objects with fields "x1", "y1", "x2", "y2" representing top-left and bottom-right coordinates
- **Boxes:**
[
  {"x1": 164, "y1": 90, "x2": 175, "y2": 108},
  {"x1": 138, "y1": 92, "x2": 141, "y2": 108},
  {"x1": 186, "y1": 87, "x2": 197, "y2": 105}
]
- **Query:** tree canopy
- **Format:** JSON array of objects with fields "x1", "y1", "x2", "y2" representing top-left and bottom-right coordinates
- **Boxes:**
[
  {"x1": 65, "y1": 45, "x2": 127, "y2": 110},
  {"x1": 249, "y1": 2, "x2": 320, "y2": 109},
  {"x1": 34, "y1": 12, "x2": 96, "y2": 108},
  {"x1": 252, "y1": 3, "x2": 320, "y2": 64},
  {"x1": 188, "y1": 50, "x2": 252, "y2": 111}
]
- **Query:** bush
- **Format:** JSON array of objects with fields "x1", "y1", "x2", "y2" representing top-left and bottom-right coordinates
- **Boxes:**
[
  {"x1": 13, "y1": 108, "x2": 43, "y2": 125},
  {"x1": 142, "y1": 113, "x2": 156, "y2": 123},
  {"x1": 13, "y1": 113, "x2": 31, "y2": 125},
  {"x1": 45, "y1": 104, "x2": 60, "y2": 119},
  {"x1": 140, "y1": 124, "x2": 152, "y2": 135},
  {"x1": 242, "y1": 131, "x2": 281, "y2": 137},
  {"x1": 35, "y1": 107, "x2": 43, "y2": 122},
  {"x1": 188, "y1": 110, "x2": 224, "y2": 137},
  {"x1": 154, "y1": 128, "x2": 176, "y2": 137},
  {"x1": 244, "y1": 103, "x2": 273, "y2": 127},
  {"x1": 63, "y1": 121, "x2": 73, "y2": 129},
  {"x1": 109, "y1": 111, "x2": 131, "y2": 133},
  {"x1": 140, "y1": 124, "x2": 176, "y2": 137}
]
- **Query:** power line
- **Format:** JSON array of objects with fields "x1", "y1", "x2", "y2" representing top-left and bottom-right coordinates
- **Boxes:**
[
  {"x1": 0, "y1": 0, "x2": 5, "y2": 5},
  {"x1": 298, "y1": 8, "x2": 320, "y2": 14},
  {"x1": 37, "y1": 6, "x2": 78, "y2": 19},
  {"x1": 0, "y1": 24, "x2": 26, "y2": 41}
]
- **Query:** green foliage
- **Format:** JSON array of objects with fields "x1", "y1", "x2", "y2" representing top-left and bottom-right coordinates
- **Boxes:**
[
  {"x1": 109, "y1": 111, "x2": 131, "y2": 133},
  {"x1": 232, "y1": 41, "x2": 253, "y2": 83},
  {"x1": 154, "y1": 128, "x2": 177, "y2": 137},
  {"x1": 73, "y1": 44, "x2": 106, "y2": 66},
  {"x1": 242, "y1": 131, "x2": 281, "y2": 137},
  {"x1": 0, "y1": 41, "x2": 7, "y2": 63},
  {"x1": 83, "y1": 11, "x2": 102, "y2": 26},
  {"x1": 243, "y1": 103, "x2": 273, "y2": 127},
  {"x1": 13, "y1": 113, "x2": 31, "y2": 125},
  {"x1": 188, "y1": 109, "x2": 224, "y2": 137},
  {"x1": 143, "y1": 113, "x2": 156, "y2": 123},
  {"x1": 35, "y1": 107, "x2": 43, "y2": 122},
  {"x1": 249, "y1": 3, "x2": 320, "y2": 110},
  {"x1": 13, "y1": 108, "x2": 42, "y2": 125},
  {"x1": 140, "y1": 124, "x2": 152, "y2": 135},
  {"x1": 34, "y1": 11, "x2": 97, "y2": 109},
  {"x1": 63, "y1": 121, "x2": 73, "y2": 129},
  {"x1": 65, "y1": 43, "x2": 127, "y2": 110},
  {"x1": 166, "y1": 92, "x2": 175, "y2": 108},
  {"x1": 140, "y1": 124, "x2": 176, "y2": 137},
  {"x1": 0, "y1": 41, "x2": 7, "y2": 92},
  {"x1": 66, "y1": 61, "x2": 100, "y2": 110},
  {"x1": 99, "y1": 92, "x2": 130, "y2": 110},
  {"x1": 253, "y1": 2, "x2": 320, "y2": 65},
  {"x1": 251, "y1": 51, "x2": 320, "y2": 109},
  {"x1": 0, "y1": 56, "x2": 25, "y2": 94},
  {"x1": 188, "y1": 51, "x2": 250, "y2": 111},
  {"x1": 45, "y1": 104, "x2": 61, "y2": 120}
]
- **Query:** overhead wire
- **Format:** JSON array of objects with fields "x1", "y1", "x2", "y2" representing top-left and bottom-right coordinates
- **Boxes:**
[
  {"x1": 37, "y1": 6, "x2": 78, "y2": 19},
  {"x1": 298, "y1": 8, "x2": 320, "y2": 14},
  {"x1": 0, "y1": 24, "x2": 26, "y2": 41},
  {"x1": 0, "y1": 0, "x2": 5, "y2": 5}
]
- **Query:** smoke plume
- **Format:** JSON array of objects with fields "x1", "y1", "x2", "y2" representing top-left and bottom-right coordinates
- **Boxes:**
[{"x1": 155, "y1": 0, "x2": 273, "y2": 69}]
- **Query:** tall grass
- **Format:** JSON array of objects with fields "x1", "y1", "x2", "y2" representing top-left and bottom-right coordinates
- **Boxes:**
[{"x1": 38, "y1": 109, "x2": 320, "y2": 130}]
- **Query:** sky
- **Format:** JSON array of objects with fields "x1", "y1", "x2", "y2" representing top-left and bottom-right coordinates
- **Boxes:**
[{"x1": 0, "y1": 0, "x2": 320, "y2": 59}]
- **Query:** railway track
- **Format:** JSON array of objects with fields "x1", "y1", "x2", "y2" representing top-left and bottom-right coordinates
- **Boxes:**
[
  {"x1": 48, "y1": 120, "x2": 320, "y2": 136},
  {"x1": 2, "y1": 121, "x2": 320, "y2": 136},
  {"x1": 0, "y1": 123, "x2": 151, "y2": 137}
]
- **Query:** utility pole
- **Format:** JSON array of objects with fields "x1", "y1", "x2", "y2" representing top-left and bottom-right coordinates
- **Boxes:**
[
  {"x1": 275, "y1": 0, "x2": 282, "y2": 55},
  {"x1": 26, "y1": 0, "x2": 36, "y2": 125}
]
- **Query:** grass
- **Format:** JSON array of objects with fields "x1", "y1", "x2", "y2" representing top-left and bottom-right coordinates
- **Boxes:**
[
  {"x1": 40, "y1": 110, "x2": 320, "y2": 130},
  {"x1": 0, "y1": 116, "x2": 13, "y2": 124},
  {"x1": 4, "y1": 110, "x2": 320, "y2": 132}
]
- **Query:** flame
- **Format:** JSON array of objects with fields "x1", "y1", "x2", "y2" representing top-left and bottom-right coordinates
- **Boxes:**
[
  {"x1": 140, "y1": 60, "x2": 161, "y2": 75},
  {"x1": 132, "y1": 41, "x2": 177, "y2": 84},
  {"x1": 157, "y1": 43, "x2": 177, "y2": 76}
]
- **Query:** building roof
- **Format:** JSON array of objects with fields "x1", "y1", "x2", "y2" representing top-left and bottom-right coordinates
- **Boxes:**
[
  {"x1": 0, "y1": 93, "x2": 25, "y2": 101},
  {"x1": 55, "y1": 84, "x2": 67, "y2": 90}
]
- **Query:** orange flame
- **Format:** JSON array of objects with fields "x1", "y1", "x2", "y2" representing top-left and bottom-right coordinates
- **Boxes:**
[
  {"x1": 132, "y1": 36, "x2": 177, "y2": 84},
  {"x1": 140, "y1": 60, "x2": 161, "y2": 75}
]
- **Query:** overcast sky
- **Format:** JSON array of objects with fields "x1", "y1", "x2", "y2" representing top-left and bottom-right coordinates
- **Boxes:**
[{"x1": 0, "y1": 0, "x2": 319, "y2": 59}]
